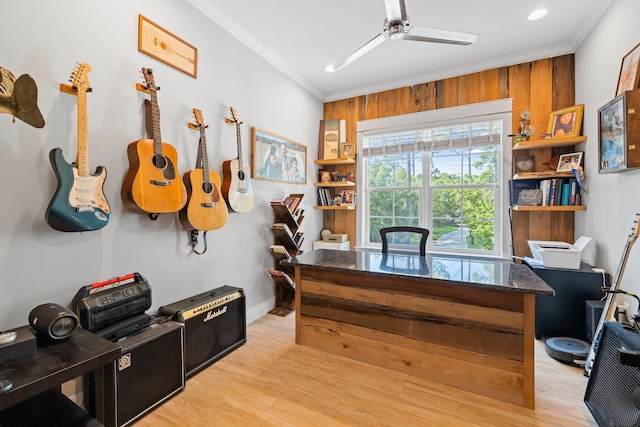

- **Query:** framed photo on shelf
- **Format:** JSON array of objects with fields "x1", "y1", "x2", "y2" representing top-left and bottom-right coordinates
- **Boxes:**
[
  {"x1": 616, "y1": 43, "x2": 640, "y2": 96},
  {"x1": 138, "y1": 15, "x2": 198, "y2": 78},
  {"x1": 547, "y1": 104, "x2": 584, "y2": 138},
  {"x1": 251, "y1": 127, "x2": 307, "y2": 183},
  {"x1": 513, "y1": 155, "x2": 535, "y2": 175},
  {"x1": 340, "y1": 190, "x2": 356, "y2": 206},
  {"x1": 340, "y1": 142, "x2": 354, "y2": 158},
  {"x1": 556, "y1": 152, "x2": 583, "y2": 173}
]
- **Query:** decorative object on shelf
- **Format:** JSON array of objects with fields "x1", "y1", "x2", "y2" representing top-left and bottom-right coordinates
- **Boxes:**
[
  {"x1": 319, "y1": 169, "x2": 332, "y2": 183},
  {"x1": 616, "y1": 43, "x2": 640, "y2": 96},
  {"x1": 517, "y1": 189, "x2": 543, "y2": 206},
  {"x1": 548, "y1": 104, "x2": 584, "y2": 138},
  {"x1": 510, "y1": 110, "x2": 536, "y2": 143},
  {"x1": 318, "y1": 119, "x2": 345, "y2": 160},
  {"x1": 340, "y1": 142, "x2": 354, "y2": 158},
  {"x1": 251, "y1": 127, "x2": 307, "y2": 183},
  {"x1": 513, "y1": 155, "x2": 535, "y2": 174},
  {"x1": 598, "y1": 90, "x2": 640, "y2": 173},
  {"x1": 340, "y1": 190, "x2": 356, "y2": 206},
  {"x1": 138, "y1": 15, "x2": 197, "y2": 78},
  {"x1": 556, "y1": 152, "x2": 583, "y2": 173},
  {"x1": 0, "y1": 66, "x2": 45, "y2": 128}
]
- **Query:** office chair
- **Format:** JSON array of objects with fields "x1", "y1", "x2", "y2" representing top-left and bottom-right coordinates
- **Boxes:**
[{"x1": 379, "y1": 226, "x2": 430, "y2": 256}]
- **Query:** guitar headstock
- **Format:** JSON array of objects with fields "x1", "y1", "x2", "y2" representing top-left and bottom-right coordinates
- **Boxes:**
[
  {"x1": 141, "y1": 67, "x2": 160, "y2": 92},
  {"x1": 227, "y1": 106, "x2": 242, "y2": 125},
  {"x1": 629, "y1": 213, "x2": 640, "y2": 244},
  {"x1": 70, "y1": 63, "x2": 92, "y2": 93},
  {"x1": 192, "y1": 108, "x2": 207, "y2": 129}
]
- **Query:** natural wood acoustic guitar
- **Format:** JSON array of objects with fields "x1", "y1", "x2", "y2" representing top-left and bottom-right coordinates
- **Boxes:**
[
  {"x1": 179, "y1": 108, "x2": 228, "y2": 231},
  {"x1": 45, "y1": 63, "x2": 110, "y2": 231},
  {"x1": 121, "y1": 68, "x2": 186, "y2": 217},
  {"x1": 221, "y1": 107, "x2": 255, "y2": 212}
]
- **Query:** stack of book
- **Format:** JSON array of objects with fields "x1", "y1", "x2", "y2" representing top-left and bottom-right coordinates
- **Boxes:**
[{"x1": 317, "y1": 188, "x2": 334, "y2": 206}]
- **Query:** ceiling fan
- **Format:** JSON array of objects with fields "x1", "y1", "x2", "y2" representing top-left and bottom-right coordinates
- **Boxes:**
[{"x1": 325, "y1": 0, "x2": 479, "y2": 72}]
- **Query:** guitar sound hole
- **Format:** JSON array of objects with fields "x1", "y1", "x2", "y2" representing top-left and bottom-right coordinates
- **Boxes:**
[
  {"x1": 201, "y1": 182, "x2": 213, "y2": 194},
  {"x1": 152, "y1": 154, "x2": 167, "y2": 169},
  {"x1": 237, "y1": 170, "x2": 245, "y2": 181}
]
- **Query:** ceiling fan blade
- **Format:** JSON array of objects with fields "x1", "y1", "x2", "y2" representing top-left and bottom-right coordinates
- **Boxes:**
[
  {"x1": 383, "y1": 0, "x2": 407, "y2": 23},
  {"x1": 326, "y1": 32, "x2": 388, "y2": 72},
  {"x1": 404, "y1": 26, "x2": 479, "y2": 45}
]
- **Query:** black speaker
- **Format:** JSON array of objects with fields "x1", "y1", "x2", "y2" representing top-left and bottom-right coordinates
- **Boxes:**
[
  {"x1": 584, "y1": 321, "x2": 640, "y2": 427},
  {"x1": 585, "y1": 300, "x2": 605, "y2": 343},
  {"x1": 28, "y1": 303, "x2": 78, "y2": 340},
  {"x1": 107, "y1": 320, "x2": 185, "y2": 427},
  {"x1": 158, "y1": 285, "x2": 246, "y2": 378}
]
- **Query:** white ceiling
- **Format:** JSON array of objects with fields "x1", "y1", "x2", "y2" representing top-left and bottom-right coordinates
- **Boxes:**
[{"x1": 187, "y1": 0, "x2": 612, "y2": 102}]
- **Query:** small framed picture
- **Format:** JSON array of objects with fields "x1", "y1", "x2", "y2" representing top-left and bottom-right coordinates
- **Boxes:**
[
  {"x1": 319, "y1": 170, "x2": 332, "y2": 183},
  {"x1": 340, "y1": 142, "x2": 354, "y2": 158},
  {"x1": 616, "y1": 43, "x2": 640, "y2": 96},
  {"x1": 548, "y1": 104, "x2": 584, "y2": 138},
  {"x1": 556, "y1": 152, "x2": 583, "y2": 173},
  {"x1": 513, "y1": 155, "x2": 535, "y2": 175},
  {"x1": 340, "y1": 190, "x2": 356, "y2": 206}
]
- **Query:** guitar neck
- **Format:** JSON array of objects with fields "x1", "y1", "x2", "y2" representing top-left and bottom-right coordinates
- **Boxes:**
[
  {"x1": 149, "y1": 88, "x2": 163, "y2": 154},
  {"x1": 235, "y1": 122, "x2": 244, "y2": 171},
  {"x1": 76, "y1": 90, "x2": 89, "y2": 177},
  {"x1": 601, "y1": 239, "x2": 634, "y2": 321},
  {"x1": 199, "y1": 128, "x2": 210, "y2": 178}
]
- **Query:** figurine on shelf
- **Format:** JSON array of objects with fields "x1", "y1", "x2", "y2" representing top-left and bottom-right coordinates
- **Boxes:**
[
  {"x1": 347, "y1": 171, "x2": 354, "y2": 182},
  {"x1": 509, "y1": 110, "x2": 536, "y2": 144}
]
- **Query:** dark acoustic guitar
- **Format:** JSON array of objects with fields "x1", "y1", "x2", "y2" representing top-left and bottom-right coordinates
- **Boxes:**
[
  {"x1": 221, "y1": 106, "x2": 255, "y2": 212},
  {"x1": 179, "y1": 108, "x2": 228, "y2": 231},
  {"x1": 121, "y1": 68, "x2": 186, "y2": 216},
  {"x1": 45, "y1": 63, "x2": 110, "y2": 231}
]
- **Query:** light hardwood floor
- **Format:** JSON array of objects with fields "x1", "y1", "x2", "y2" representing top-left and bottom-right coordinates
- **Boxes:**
[{"x1": 133, "y1": 313, "x2": 597, "y2": 426}]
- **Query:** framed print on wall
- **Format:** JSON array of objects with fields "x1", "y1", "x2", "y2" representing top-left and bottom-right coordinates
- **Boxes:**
[
  {"x1": 616, "y1": 43, "x2": 640, "y2": 96},
  {"x1": 138, "y1": 15, "x2": 198, "y2": 78},
  {"x1": 251, "y1": 127, "x2": 307, "y2": 183},
  {"x1": 548, "y1": 104, "x2": 584, "y2": 138},
  {"x1": 598, "y1": 90, "x2": 640, "y2": 173}
]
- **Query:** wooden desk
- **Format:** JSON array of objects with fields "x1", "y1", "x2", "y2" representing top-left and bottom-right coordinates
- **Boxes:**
[
  {"x1": 0, "y1": 326, "x2": 120, "y2": 426},
  {"x1": 282, "y1": 250, "x2": 554, "y2": 409}
]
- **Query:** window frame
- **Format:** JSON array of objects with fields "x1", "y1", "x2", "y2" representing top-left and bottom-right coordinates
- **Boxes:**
[{"x1": 355, "y1": 100, "x2": 513, "y2": 258}]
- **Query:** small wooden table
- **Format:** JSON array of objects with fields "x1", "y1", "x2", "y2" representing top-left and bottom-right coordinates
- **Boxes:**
[
  {"x1": 282, "y1": 250, "x2": 554, "y2": 409},
  {"x1": 0, "y1": 326, "x2": 120, "y2": 426}
]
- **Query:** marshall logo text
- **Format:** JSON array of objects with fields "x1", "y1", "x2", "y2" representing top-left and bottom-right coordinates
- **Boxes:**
[{"x1": 203, "y1": 305, "x2": 227, "y2": 323}]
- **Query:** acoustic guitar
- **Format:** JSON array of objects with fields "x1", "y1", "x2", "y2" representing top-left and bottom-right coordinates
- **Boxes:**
[
  {"x1": 45, "y1": 63, "x2": 110, "y2": 232},
  {"x1": 121, "y1": 67, "x2": 186, "y2": 216},
  {"x1": 179, "y1": 108, "x2": 228, "y2": 231},
  {"x1": 584, "y1": 213, "x2": 640, "y2": 376},
  {"x1": 221, "y1": 107, "x2": 255, "y2": 212}
]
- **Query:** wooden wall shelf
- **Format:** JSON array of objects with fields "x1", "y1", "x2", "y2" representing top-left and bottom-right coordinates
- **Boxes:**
[
  {"x1": 512, "y1": 205, "x2": 586, "y2": 212},
  {"x1": 314, "y1": 206, "x2": 356, "y2": 211},
  {"x1": 512, "y1": 136, "x2": 587, "y2": 151},
  {"x1": 314, "y1": 157, "x2": 355, "y2": 165},
  {"x1": 314, "y1": 182, "x2": 355, "y2": 187}
]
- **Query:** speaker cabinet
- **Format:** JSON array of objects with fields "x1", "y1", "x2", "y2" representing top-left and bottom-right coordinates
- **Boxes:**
[
  {"x1": 159, "y1": 285, "x2": 246, "y2": 378},
  {"x1": 106, "y1": 320, "x2": 185, "y2": 427},
  {"x1": 584, "y1": 321, "x2": 640, "y2": 426}
]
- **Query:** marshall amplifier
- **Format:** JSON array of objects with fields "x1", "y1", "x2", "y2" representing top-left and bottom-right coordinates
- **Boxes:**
[
  {"x1": 97, "y1": 320, "x2": 185, "y2": 427},
  {"x1": 71, "y1": 273, "x2": 152, "y2": 332},
  {"x1": 159, "y1": 285, "x2": 246, "y2": 378}
]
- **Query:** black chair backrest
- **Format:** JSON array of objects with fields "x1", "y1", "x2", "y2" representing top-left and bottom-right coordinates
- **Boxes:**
[{"x1": 380, "y1": 226, "x2": 430, "y2": 256}]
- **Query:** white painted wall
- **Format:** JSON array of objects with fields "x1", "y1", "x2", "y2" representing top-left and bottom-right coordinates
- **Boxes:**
[
  {"x1": 575, "y1": 0, "x2": 640, "y2": 307},
  {"x1": 0, "y1": 0, "x2": 322, "y2": 330}
]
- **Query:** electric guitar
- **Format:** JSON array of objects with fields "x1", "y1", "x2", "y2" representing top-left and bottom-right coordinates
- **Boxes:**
[
  {"x1": 179, "y1": 109, "x2": 228, "y2": 231},
  {"x1": 45, "y1": 63, "x2": 110, "y2": 231},
  {"x1": 121, "y1": 68, "x2": 186, "y2": 216},
  {"x1": 584, "y1": 213, "x2": 640, "y2": 376},
  {"x1": 221, "y1": 106, "x2": 255, "y2": 212}
]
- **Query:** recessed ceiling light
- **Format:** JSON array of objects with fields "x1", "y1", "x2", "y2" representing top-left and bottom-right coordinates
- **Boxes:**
[
  {"x1": 528, "y1": 8, "x2": 548, "y2": 21},
  {"x1": 324, "y1": 65, "x2": 336, "y2": 73}
]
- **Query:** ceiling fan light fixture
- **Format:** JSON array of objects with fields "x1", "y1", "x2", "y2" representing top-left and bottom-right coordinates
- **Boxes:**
[
  {"x1": 528, "y1": 8, "x2": 548, "y2": 21},
  {"x1": 388, "y1": 22, "x2": 405, "y2": 40},
  {"x1": 325, "y1": 65, "x2": 336, "y2": 73}
]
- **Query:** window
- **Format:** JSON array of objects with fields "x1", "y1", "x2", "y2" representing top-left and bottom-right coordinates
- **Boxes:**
[{"x1": 356, "y1": 100, "x2": 512, "y2": 257}]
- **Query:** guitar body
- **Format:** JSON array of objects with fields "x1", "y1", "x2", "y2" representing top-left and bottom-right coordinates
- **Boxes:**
[
  {"x1": 45, "y1": 147, "x2": 110, "y2": 232},
  {"x1": 221, "y1": 158, "x2": 255, "y2": 213},
  {"x1": 179, "y1": 168, "x2": 228, "y2": 231},
  {"x1": 121, "y1": 139, "x2": 187, "y2": 214}
]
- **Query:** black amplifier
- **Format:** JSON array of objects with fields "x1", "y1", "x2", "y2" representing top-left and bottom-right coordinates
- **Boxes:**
[
  {"x1": 159, "y1": 285, "x2": 246, "y2": 378},
  {"x1": 71, "y1": 273, "x2": 152, "y2": 332}
]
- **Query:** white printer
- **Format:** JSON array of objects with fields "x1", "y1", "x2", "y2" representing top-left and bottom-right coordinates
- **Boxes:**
[{"x1": 527, "y1": 236, "x2": 592, "y2": 269}]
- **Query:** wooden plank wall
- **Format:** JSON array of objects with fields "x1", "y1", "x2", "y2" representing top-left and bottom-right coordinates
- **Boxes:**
[{"x1": 323, "y1": 54, "x2": 576, "y2": 256}]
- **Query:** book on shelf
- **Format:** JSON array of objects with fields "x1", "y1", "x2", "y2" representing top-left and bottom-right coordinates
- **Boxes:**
[
  {"x1": 539, "y1": 177, "x2": 581, "y2": 206},
  {"x1": 509, "y1": 179, "x2": 539, "y2": 206},
  {"x1": 282, "y1": 193, "x2": 304, "y2": 214},
  {"x1": 267, "y1": 269, "x2": 295, "y2": 288},
  {"x1": 270, "y1": 244, "x2": 292, "y2": 257},
  {"x1": 272, "y1": 222, "x2": 293, "y2": 237}
]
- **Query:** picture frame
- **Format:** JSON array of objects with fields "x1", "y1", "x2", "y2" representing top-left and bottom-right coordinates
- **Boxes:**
[
  {"x1": 340, "y1": 142, "x2": 354, "y2": 158},
  {"x1": 513, "y1": 155, "x2": 536, "y2": 175},
  {"x1": 251, "y1": 127, "x2": 307, "y2": 184},
  {"x1": 547, "y1": 104, "x2": 584, "y2": 138},
  {"x1": 598, "y1": 91, "x2": 640, "y2": 173},
  {"x1": 138, "y1": 15, "x2": 198, "y2": 78},
  {"x1": 556, "y1": 152, "x2": 583, "y2": 173},
  {"x1": 340, "y1": 190, "x2": 356, "y2": 206},
  {"x1": 616, "y1": 43, "x2": 640, "y2": 96}
]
